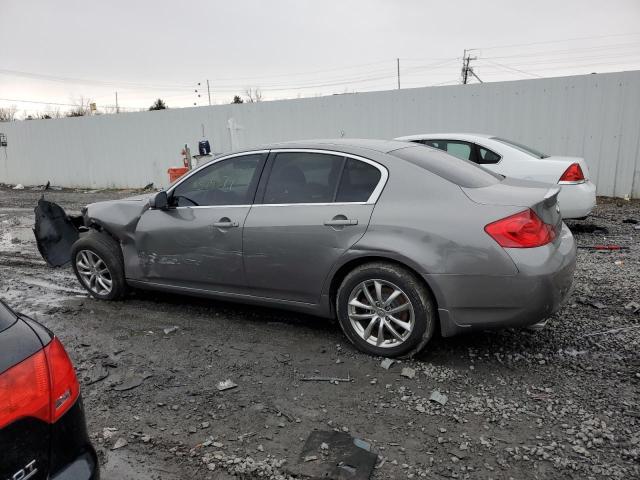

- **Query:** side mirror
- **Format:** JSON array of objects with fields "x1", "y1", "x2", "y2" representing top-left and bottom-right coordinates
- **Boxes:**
[{"x1": 150, "y1": 191, "x2": 169, "y2": 210}]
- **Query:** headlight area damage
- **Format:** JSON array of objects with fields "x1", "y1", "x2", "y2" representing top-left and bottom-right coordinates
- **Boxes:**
[
  {"x1": 34, "y1": 198, "x2": 84, "y2": 267},
  {"x1": 33, "y1": 196, "x2": 150, "y2": 268}
]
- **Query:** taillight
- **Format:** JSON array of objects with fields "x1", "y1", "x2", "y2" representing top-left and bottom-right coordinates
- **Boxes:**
[
  {"x1": 0, "y1": 350, "x2": 50, "y2": 429},
  {"x1": 485, "y1": 209, "x2": 556, "y2": 248},
  {"x1": 559, "y1": 163, "x2": 584, "y2": 183},
  {"x1": 0, "y1": 337, "x2": 79, "y2": 429},
  {"x1": 45, "y1": 338, "x2": 80, "y2": 422}
]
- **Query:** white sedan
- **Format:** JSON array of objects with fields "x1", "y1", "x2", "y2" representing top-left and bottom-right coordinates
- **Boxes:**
[{"x1": 395, "y1": 133, "x2": 596, "y2": 219}]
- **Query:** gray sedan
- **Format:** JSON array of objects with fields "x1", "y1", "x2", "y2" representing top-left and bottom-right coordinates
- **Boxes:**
[{"x1": 35, "y1": 139, "x2": 576, "y2": 357}]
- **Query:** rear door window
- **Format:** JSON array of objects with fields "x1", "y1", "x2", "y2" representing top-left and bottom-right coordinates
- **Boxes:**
[
  {"x1": 262, "y1": 152, "x2": 344, "y2": 204},
  {"x1": 336, "y1": 159, "x2": 382, "y2": 202}
]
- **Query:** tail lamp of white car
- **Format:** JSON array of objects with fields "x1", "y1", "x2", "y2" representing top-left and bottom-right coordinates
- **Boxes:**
[{"x1": 558, "y1": 163, "x2": 585, "y2": 184}]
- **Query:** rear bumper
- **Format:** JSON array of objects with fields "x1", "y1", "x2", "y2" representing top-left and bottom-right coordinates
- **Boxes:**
[
  {"x1": 427, "y1": 223, "x2": 576, "y2": 337},
  {"x1": 50, "y1": 397, "x2": 99, "y2": 480},
  {"x1": 51, "y1": 450, "x2": 99, "y2": 480},
  {"x1": 557, "y1": 181, "x2": 596, "y2": 219}
]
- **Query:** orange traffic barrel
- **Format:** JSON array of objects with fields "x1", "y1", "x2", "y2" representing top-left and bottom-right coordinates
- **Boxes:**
[{"x1": 168, "y1": 167, "x2": 189, "y2": 183}]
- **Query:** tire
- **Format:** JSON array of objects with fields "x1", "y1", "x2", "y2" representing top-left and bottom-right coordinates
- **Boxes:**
[
  {"x1": 336, "y1": 262, "x2": 436, "y2": 357},
  {"x1": 71, "y1": 230, "x2": 127, "y2": 300}
]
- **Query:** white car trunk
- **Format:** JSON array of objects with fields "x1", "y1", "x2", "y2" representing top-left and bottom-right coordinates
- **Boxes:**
[{"x1": 483, "y1": 155, "x2": 589, "y2": 184}]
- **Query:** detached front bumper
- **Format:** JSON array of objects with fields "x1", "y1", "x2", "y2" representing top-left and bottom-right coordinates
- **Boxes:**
[
  {"x1": 427, "y1": 223, "x2": 576, "y2": 337},
  {"x1": 34, "y1": 198, "x2": 83, "y2": 267}
]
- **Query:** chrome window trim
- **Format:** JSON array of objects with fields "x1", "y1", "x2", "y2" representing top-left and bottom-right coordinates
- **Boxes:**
[
  {"x1": 252, "y1": 202, "x2": 369, "y2": 208},
  {"x1": 266, "y1": 148, "x2": 389, "y2": 205},
  {"x1": 166, "y1": 150, "x2": 270, "y2": 196},
  {"x1": 172, "y1": 204, "x2": 253, "y2": 210},
  {"x1": 165, "y1": 148, "x2": 389, "y2": 208}
]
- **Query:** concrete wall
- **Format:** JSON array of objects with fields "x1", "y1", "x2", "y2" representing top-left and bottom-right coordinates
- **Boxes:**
[{"x1": 1, "y1": 70, "x2": 639, "y2": 197}]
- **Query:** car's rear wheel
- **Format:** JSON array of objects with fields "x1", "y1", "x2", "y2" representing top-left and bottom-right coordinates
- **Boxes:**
[
  {"x1": 71, "y1": 231, "x2": 126, "y2": 300},
  {"x1": 336, "y1": 262, "x2": 436, "y2": 357}
]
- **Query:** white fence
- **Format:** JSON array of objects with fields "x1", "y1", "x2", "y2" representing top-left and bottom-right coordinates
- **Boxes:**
[{"x1": 1, "y1": 70, "x2": 639, "y2": 197}]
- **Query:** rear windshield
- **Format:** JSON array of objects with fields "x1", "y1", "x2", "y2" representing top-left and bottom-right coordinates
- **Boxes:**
[
  {"x1": 391, "y1": 146, "x2": 502, "y2": 188},
  {"x1": 0, "y1": 301, "x2": 17, "y2": 333},
  {"x1": 491, "y1": 137, "x2": 548, "y2": 159}
]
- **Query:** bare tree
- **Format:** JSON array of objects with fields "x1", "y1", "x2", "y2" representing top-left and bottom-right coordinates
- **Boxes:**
[
  {"x1": 0, "y1": 106, "x2": 18, "y2": 122},
  {"x1": 244, "y1": 87, "x2": 263, "y2": 103},
  {"x1": 149, "y1": 98, "x2": 168, "y2": 110},
  {"x1": 43, "y1": 107, "x2": 63, "y2": 119},
  {"x1": 66, "y1": 96, "x2": 93, "y2": 117}
]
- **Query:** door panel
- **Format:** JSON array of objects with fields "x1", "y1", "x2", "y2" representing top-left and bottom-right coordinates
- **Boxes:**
[
  {"x1": 243, "y1": 204, "x2": 374, "y2": 303},
  {"x1": 132, "y1": 152, "x2": 266, "y2": 292},
  {"x1": 135, "y1": 206, "x2": 250, "y2": 292}
]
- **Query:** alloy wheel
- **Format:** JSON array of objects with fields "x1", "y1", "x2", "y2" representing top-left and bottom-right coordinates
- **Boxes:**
[
  {"x1": 347, "y1": 279, "x2": 415, "y2": 348},
  {"x1": 75, "y1": 250, "x2": 113, "y2": 296}
]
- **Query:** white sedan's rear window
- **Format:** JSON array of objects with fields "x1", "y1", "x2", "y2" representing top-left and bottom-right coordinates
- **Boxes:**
[{"x1": 491, "y1": 137, "x2": 548, "y2": 159}]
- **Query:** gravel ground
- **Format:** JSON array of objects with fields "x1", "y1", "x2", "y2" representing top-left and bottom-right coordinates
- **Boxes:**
[{"x1": 0, "y1": 185, "x2": 638, "y2": 480}]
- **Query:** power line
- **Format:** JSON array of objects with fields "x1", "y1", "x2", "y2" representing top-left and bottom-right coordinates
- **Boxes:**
[
  {"x1": 0, "y1": 68, "x2": 193, "y2": 91},
  {"x1": 482, "y1": 42, "x2": 640, "y2": 60},
  {"x1": 0, "y1": 97, "x2": 143, "y2": 110},
  {"x1": 470, "y1": 31, "x2": 640, "y2": 51},
  {"x1": 481, "y1": 60, "x2": 542, "y2": 78}
]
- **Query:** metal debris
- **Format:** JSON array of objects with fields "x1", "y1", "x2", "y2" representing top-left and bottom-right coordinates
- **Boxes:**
[
  {"x1": 295, "y1": 431, "x2": 377, "y2": 480},
  {"x1": 217, "y1": 379, "x2": 238, "y2": 391},
  {"x1": 163, "y1": 326, "x2": 179, "y2": 335},
  {"x1": 300, "y1": 374, "x2": 352, "y2": 383}
]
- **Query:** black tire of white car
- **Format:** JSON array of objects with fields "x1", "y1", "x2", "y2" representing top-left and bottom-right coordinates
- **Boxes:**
[
  {"x1": 336, "y1": 262, "x2": 436, "y2": 358},
  {"x1": 71, "y1": 231, "x2": 127, "y2": 300}
]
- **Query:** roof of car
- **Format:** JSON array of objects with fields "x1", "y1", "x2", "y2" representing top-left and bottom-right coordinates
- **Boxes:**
[
  {"x1": 395, "y1": 133, "x2": 494, "y2": 142},
  {"x1": 259, "y1": 138, "x2": 412, "y2": 154}
]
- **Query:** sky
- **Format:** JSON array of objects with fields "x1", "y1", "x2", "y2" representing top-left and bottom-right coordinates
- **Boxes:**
[{"x1": 1, "y1": 0, "x2": 639, "y2": 116}]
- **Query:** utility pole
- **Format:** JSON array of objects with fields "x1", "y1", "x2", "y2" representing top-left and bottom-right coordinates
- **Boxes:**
[
  {"x1": 396, "y1": 58, "x2": 401, "y2": 89},
  {"x1": 115, "y1": 91, "x2": 119, "y2": 113},
  {"x1": 206, "y1": 79, "x2": 212, "y2": 106},
  {"x1": 461, "y1": 49, "x2": 482, "y2": 84}
]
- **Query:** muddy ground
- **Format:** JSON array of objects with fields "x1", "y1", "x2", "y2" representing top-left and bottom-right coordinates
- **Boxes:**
[{"x1": 0, "y1": 185, "x2": 638, "y2": 480}]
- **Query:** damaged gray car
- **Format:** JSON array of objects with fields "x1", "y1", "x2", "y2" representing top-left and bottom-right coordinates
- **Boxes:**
[{"x1": 34, "y1": 139, "x2": 576, "y2": 357}]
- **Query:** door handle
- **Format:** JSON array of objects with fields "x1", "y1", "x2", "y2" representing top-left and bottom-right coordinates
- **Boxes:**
[
  {"x1": 324, "y1": 218, "x2": 358, "y2": 226},
  {"x1": 212, "y1": 220, "x2": 239, "y2": 228}
]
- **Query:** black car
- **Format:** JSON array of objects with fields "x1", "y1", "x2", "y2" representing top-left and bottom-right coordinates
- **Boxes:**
[{"x1": 0, "y1": 300, "x2": 98, "y2": 479}]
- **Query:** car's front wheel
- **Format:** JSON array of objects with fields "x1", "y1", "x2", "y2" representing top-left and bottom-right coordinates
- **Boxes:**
[
  {"x1": 71, "y1": 231, "x2": 127, "y2": 300},
  {"x1": 336, "y1": 262, "x2": 436, "y2": 357}
]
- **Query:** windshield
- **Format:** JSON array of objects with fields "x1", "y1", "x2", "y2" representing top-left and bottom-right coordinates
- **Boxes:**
[
  {"x1": 0, "y1": 300, "x2": 17, "y2": 333},
  {"x1": 491, "y1": 137, "x2": 549, "y2": 159}
]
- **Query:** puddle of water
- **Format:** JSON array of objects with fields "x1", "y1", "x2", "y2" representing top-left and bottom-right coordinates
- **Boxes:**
[
  {"x1": 20, "y1": 277, "x2": 86, "y2": 295},
  {"x1": 101, "y1": 450, "x2": 180, "y2": 480}
]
